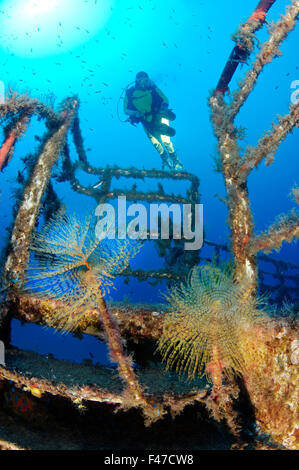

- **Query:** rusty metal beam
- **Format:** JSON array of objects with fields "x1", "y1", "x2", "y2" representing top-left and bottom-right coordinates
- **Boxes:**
[
  {"x1": 5, "y1": 294, "x2": 164, "y2": 341},
  {"x1": 3, "y1": 98, "x2": 79, "y2": 288}
]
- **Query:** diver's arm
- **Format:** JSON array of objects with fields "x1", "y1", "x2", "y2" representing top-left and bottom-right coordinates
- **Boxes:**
[{"x1": 154, "y1": 87, "x2": 169, "y2": 107}]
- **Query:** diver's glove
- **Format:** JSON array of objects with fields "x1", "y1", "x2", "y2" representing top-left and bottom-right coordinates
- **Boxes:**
[
  {"x1": 127, "y1": 110, "x2": 144, "y2": 126},
  {"x1": 132, "y1": 111, "x2": 143, "y2": 118}
]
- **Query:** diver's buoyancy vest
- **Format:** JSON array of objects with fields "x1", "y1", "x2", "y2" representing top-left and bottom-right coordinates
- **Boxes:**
[{"x1": 126, "y1": 85, "x2": 164, "y2": 116}]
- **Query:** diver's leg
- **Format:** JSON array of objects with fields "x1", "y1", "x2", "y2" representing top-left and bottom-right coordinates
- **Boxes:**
[
  {"x1": 167, "y1": 148, "x2": 184, "y2": 171},
  {"x1": 160, "y1": 118, "x2": 184, "y2": 171},
  {"x1": 143, "y1": 126, "x2": 173, "y2": 170},
  {"x1": 160, "y1": 118, "x2": 173, "y2": 151},
  {"x1": 146, "y1": 131, "x2": 164, "y2": 155}
]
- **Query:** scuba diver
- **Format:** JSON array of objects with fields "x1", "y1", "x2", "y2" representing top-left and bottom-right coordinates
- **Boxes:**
[{"x1": 123, "y1": 71, "x2": 184, "y2": 171}]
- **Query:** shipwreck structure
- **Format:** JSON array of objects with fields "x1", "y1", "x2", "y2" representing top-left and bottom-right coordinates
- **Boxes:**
[{"x1": 0, "y1": 0, "x2": 298, "y2": 451}]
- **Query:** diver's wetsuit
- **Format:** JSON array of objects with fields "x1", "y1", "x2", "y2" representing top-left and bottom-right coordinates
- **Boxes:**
[{"x1": 124, "y1": 83, "x2": 176, "y2": 158}]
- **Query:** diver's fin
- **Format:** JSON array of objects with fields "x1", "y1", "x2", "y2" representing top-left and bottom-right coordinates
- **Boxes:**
[
  {"x1": 160, "y1": 108, "x2": 176, "y2": 121},
  {"x1": 157, "y1": 123, "x2": 176, "y2": 137}
]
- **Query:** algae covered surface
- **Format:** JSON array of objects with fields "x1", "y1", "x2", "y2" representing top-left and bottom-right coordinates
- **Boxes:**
[{"x1": 3, "y1": 347, "x2": 206, "y2": 396}]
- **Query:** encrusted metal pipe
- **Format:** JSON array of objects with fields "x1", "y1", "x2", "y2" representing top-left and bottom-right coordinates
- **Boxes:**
[{"x1": 3, "y1": 98, "x2": 79, "y2": 287}]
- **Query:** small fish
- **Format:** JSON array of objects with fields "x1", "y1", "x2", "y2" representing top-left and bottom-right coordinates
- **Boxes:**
[
  {"x1": 93, "y1": 181, "x2": 103, "y2": 189},
  {"x1": 16, "y1": 171, "x2": 24, "y2": 184}
]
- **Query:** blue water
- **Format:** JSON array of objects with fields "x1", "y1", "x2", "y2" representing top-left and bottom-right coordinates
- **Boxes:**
[{"x1": 0, "y1": 0, "x2": 298, "y2": 365}]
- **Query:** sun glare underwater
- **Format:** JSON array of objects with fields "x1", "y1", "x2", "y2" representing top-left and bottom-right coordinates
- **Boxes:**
[{"x1": 0, "y1": 0, "x2": 114, "y2": 57}]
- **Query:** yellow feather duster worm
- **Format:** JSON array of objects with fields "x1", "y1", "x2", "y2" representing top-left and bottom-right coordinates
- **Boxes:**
[
  {"x1": 157, "y1": 265, "x2": 267, "y2": 385},
  {"x1": 25, "y1": 211, "x2": 141, "y2": 332}
]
